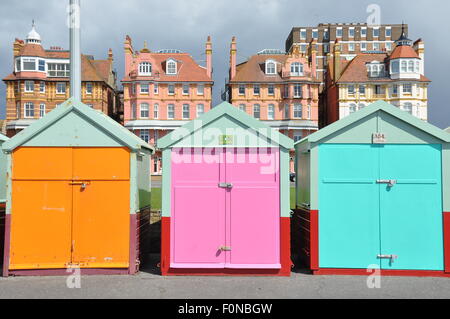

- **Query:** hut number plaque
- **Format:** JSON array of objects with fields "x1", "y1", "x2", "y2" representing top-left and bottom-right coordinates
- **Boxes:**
[
  {"x1": 219, "y1": 135, "x2": 234, "y2": 145},
  {"x1": 372, "y1": 133, "x2": 386, "y2": 144}
]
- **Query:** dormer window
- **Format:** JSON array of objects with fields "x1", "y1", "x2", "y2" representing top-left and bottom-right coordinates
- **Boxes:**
[
  {"x1": 367, "y1": 61, "x2": 385, "y2": 78},
  {"x1": 167, "y1": 59, "x2": 177, "y2": 75},
  {"x1": 290, "y1": 62, "x2": 303, "y2": 76},
  {"x1": 139, "y1": 62, "x2": 152, "y2": 76},
  {"x1": 265, "y1": 60, "x2": 276, "y2": 75}
]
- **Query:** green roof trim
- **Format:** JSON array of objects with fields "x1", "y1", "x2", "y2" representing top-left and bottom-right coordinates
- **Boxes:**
[
  {"x1": 0, "y1": 133, "x2": 9, "y2": 143},
  {"x1": 158, "y1": 101, "x2": 294, "y2": 149},
  {"x1": 2, "y1": 98, "x2": 155, "y2": 153},
  {"x1": 296, "y1": 100, "x2": 450, "y2": 144}
]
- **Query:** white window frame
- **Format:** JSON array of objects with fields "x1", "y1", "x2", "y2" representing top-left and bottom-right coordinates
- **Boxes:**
[
  {"x1": 268, "y1": 104, "x2": 275, "y2": 120},
  {"x1": 139, "y1": 62, "x2": 152, "y2": 76},
  {"x1": 348, "y1": 43, "x2": 355, "y2": 52},
  {"x1": 182, "y1": 84, "x2": 190, "y2": 95},
  {"x1": 167, "y1": 59, "x2": 177, "y2": 75},
  {"x1": 24, "y1": 81, "x2": 34, "y2": 93},
  {"x1": 348, "y1": 85, "x2": 355, "y2": 95},
  {"x1": 284, "y1": 104, "x2": 290, "y2": 119},
  {"x1": 386, "y1": 27, "x2": 392, "y2": 37},
  {"x1": 293, "y1": 104, "x2": 302, "y2": 119},
  {"x1": 132, "y1": 103, "x2": 137, "y2": 119},
  {"x1": 373, "y1": 27, "x2": 380, "y2": 38},
  {"x1": 336, "y1": 27, "x2": 343, "y2": 38},
  {"x1": 291, "y1": 62, "x2": 304, "y2": 76},
  {"x1": 56, "y1": 82, "x2": 66, "y2": 94},
  {"x1": 167, "y1": 104, "x2": 175, "y2": 119},
  {"x1": 86, "y1": 82, "x2": 93, "y2": 95},
  {"x1": 403, "y1": 83, "x2": 412, "y2": 94},
  {"x1": 23, "y1": 58, "x2": 36, "y2": 71},
  {"x1": 268, "y1": 84, "x2": 275, "y2": 96},
  {"x1": 293, "y1": 84, "x2": 302, "y2": 98},
  {"x1": 239, "y1": 104, "x2": 246, "y2": 112},
  {"x1": 154, "y1": 104, "x2": 159, "y2": 119},
  {"x1": 238, "y1": 84, "x2": 246, "y2": 95},
  {"x1": 39, "y1": 103, "x2": 46, "y2": 118},
  {"x1": 154, "y1": 83, "x2": 159, "y2": 94},
  {"x1": 196, "y1": 104, "x2": 205, "y2": 117},
  {"x1": 361, "y1": 42, "x2": 367, "y2": 51},
  {"x1": 265, "y1": 60, "x2": 276, "y2": 75},
  {"x1": 253, "y1": 104, "x2": 261, "y2": 119},
  {"x1": 197, "y1": 84, "x2": 204, "y2": 95},
  {"x1": 140, "y1": 83, "x2": 150, "y2": 94},
  {"x1": 140, "y1": 103, "x2": 150, "y2": 119},
  {"x1": 253, "y1": 84, "x2": 260, "y2": 95},
  {"x1": 168, "y1": 84, "x2": 175, "y2": 95},
  {"x1": 140, "y1": 130, "x2": 150, "y2": 143},
  {"x1": 349, "y1": 27, "x2": 355, "y2": 38},
  {"x1": 312, "y1": 29, "x2": 318, "y2": 39},
  {"x1": 182, "y1": 104, "x2": 190, "y2": 120},
  {"x1": 300, "y1": 29, "x2": 307, "y2": 40},
  {"x1": 361, "y1": 27, "x2": 367, "y2": 37},
  {"x1": 24, "y1": 102, "x2": 34, "y2": 118}
]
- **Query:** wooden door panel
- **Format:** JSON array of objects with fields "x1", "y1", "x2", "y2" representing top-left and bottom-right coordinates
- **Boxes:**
[
  {"x1": 72, "y1": 148, "x2": 130, "y2": 181},
  {"x1": 13, "y1": 148, "x2": 73, "y2": 181},
  {"x1": 10, "y1": 181, "x2": 72, "y2": 269},
  {"x1": 71, "y1": 181, "x2": 130, "y2": 268}
]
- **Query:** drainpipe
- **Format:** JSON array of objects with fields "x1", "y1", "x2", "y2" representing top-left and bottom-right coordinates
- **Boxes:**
[{"x1": 69, "y1": 0, "x2": 81, "y2": 101}]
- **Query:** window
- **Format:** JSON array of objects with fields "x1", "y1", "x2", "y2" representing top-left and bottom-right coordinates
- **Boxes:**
[
  {"x1": 348, "y1": 43, "x2": 355, "y2": 52},
  {"x1": 39, "y1": 103, "x2": 46, "y2": 118},
  {"x1": 393, "y1": 84, "x2": 399, "y2": 95},
  {"x1": 239, "y1": 104, "x2": 246, "y2": 112},
  {"x1": 154, "y1": 83, "x2": 159, "y2": 94},
  {"x1": 197, "y1": 84, "x2": 204, "y2": 95},
  {"x1": 183, "y1": 84, "x2": 189, "y2": 95},
  {"x1": 168, "y1": 84, "x2": 175, "y2": 95},
  {"x1": 401, "y1": 61, "x2": 407, "y2": 72},
  {"x1": 293, "y1": 84, "x2": 302, "y2": 98},
  {"x1": 361, "y1": 43, "x2": 367, "y2": 51},
  {"x1": 56, "y1": 82, "x2": 66, "y2": 94},
  {"x1": 167, "y1": 60, "x2": 177, "y2": 75},
  {"x1": 391, "y1": 60, "x2": 399, "y2": 73},
  {"x1": 386, "y1": 42, "x2": 392, "y2": 51},
  {"x1": 197, "y1": 104, "x2": 205, "y2": 117},
  {"x1": 47, "y1": 63, "x2": 70, "y2": 77},
  {"x1": 253, "y1": 84, "x2": 260, "y2": 95},
  {"x1": 253, "y1": 104, "x2": 260, "y2": 119},
  {"x1": 349, "y1": 28, "x2": 355, "y2": 38},
  {"x1": 16, "y1": 102, "x2": 20, "y2": 118},
  {"x1": 16, "y1": 59, "x2": 21, "y2": 72},
  {"x1": 403, "y1": 102, "x2": 413, "y2": 114},
  {"x1": 361, "y1": 27, "x2": 367, "y2": 37},
  {"x1": 408, "y1": 61, "x2": 414, "y2": 72},
  {"x1": 293, "y1": 104, "x2": 302, "y2": 118},
  {"x1": 312, "y1": 29, "x2": 318, "y2": 39},
  {"x1": 336, "y1": 28, "x2": 343, "y2": 38},
  {"x1": 403, "y1": 83, "x2": 412, "y2": 94},
  {"x1": 359, "y1": 85, "x2": 366, "y2": 95},
  {"x1": 15, "y1": 81, "x2": 20, "y2": 93},
  {"x1": 140, "y1": 103, "x2": 149, "y2": 118},
  {"x1": 132, "y1": 103, "x2": 137, "y2": 119},
  {"x1": 154, "y1": 131, "x2": 159, "y2": 144},
  {"x1": 349, "y1": 103, "x2": 357, "y2": 114},
  {"x1": 153, "y1": 156, "x2": 159, "y2": 173},
  {"x1": 415, "y1": 61, "x2": 420, "y2": 73},
  {"x1": 290, "y1": 62, "x2": 303, "y2": 76},
  {"x1": 386, "y1": 27, "x2": 392, "y2": 37},
  {"x1": 373, "y1": 43, "x2": 380, "y2": 51},
  {"x1": 268, "y1": 104, "x2": 275, "y2": 120},
  {"x1": 294, "y1": 132, "x2": 303, "y2": 143},
  {"x1": 300, "y1": 29, "x2": 307, "y2": 39},
  {"x1": 140, "y1": 130, "x2": 150, "y2": 143},
  {"x1": 323, "y1": 44, "x2": 330, "y2": 53},
  {"x1": 154, "y1": 104, "x2": 159, "y2": 119},
  {"x1": 25, "y1": 81, "x2": 34, "y2": 92},
  {"x1": 23, "y1": 58, "x2": 36, "y2": 71},
  {"x1": 167, "y1": 104, "x2": 175, "y2": 119},
  {"x1": 358, "y1": 103, "x2": 366, "y2": 110},
  {"x1": 300, "y1": 44, "x2": 307, "y2": 52},
  {"x1": 24, "y1": 102, "x2": 34, "y2": 118},
  {"x1": 323, "y1": 29, "x2": 329, "y2": 40},
  {"x1": 86, "y1": 82, "x2": 93, "y2": 94},
  {"x1": 307, "y1": 104, "x2": 311, "y2": 120},
  {"x1": 182, "y1": 104, "x2": 190, "y2": 119},
  {"x1": 38, "y1": 60, "x2": 45, "y2": 72},
  {"x1": 266, "y1": 60, "x2": 276, "y2": 75},
  {"x1": 238, "y1": 84, "x2": 245, "y2": 95},
  {"x1": 373, "y1": 28, "x2": 380, "y2": 37},
  {"x1": 139, "y1": 62, "x2": 152, "y2": 75},
  {"x1": 140, "y1": 83, "x2": 149, "y2": 94},
  {"x1": 268, "y1": 84, "x2": 275, "y2": 96},
  {"x1": 284, "y1": 85, "x2": 289, "y2": 98},
  {"x1": 348, "y1": 85, "x2": 355, "y2": 95},
  {"x1": 375, "y1": 85, "x2": 384, "y2": 95},
  {"x1": 132, "y1": 83, "x2": 136, "y2": 95},
  {"x1": 284, "y1": 104, "x2": 290, "y2": 119}
]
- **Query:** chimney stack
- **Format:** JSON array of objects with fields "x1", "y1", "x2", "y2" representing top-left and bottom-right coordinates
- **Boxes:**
[
  {"x1": 230, "y1": 37, "x2": 237, "y2": 80},
  {"x1": 69, "y1": 0, "x2": 81, "y2": 101},
  {"x1": 205, "y1": 36, "x2": 212, "y2": 78}
]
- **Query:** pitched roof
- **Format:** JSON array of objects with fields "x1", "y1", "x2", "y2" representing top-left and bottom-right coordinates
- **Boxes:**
[
  {"x1": 2, "y1": 98, "x2": 154, "y2": 152},
  {"x1": 122, "y1": 52, "x2": 212, "y2": 83},
  {"x1": 158, "y1": 101, "x2": 294, "y2": 149},
  {"x1": 390, "y1": 45, "x2": 419, "y2": 59},
  {"x1": 336, "y1": 53, "x2": 430, "y2": 83},
  {"x1": 231, "y1": 54, "x2": 319, "y2": 83},
  {"x1": 297, "y1": 100, "x2": 450, "y2": 144}
]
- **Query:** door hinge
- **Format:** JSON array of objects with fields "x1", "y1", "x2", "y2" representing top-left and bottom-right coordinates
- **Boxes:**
[
  {"x1": 376, "y1": 180, "x2": 397, "y2": 187},
  {"x1": 377, "y1": 254, "x2": 398, "y2": 260}
]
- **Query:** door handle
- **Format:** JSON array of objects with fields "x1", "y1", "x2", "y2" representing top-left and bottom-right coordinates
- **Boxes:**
[
  {"x1": 69, "y1": 182, "x2": 90, "y2": 189},
  {"x1": 377, "y1": 254, "x2": 398, "y2": 260},
  {"x1": 377, "y1": 180, "x2": 397, "y2": 187},
  {"x1": 218, "y1": 183, "x2": 233, "y2": 189},
  {"x1": 219, "y1": 246, "x2": 232, "y2": 251}
]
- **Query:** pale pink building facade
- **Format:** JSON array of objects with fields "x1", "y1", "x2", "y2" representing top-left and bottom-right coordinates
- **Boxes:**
[
  {"x1": 226, "y1": 37, "x2": 320, "y2": 171},
  {"x1": 122, "y1": 36, "x2": 214, "y2": 175}
]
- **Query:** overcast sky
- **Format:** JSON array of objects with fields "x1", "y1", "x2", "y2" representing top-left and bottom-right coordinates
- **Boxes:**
[{"x1": 1, "y1": 0, "x2": 449, "y2": 128}]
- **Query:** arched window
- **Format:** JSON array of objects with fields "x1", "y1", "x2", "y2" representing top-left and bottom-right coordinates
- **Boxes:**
[
  {"x1": 349, "y1": 103, "x2": 357, "y2": 114},
  {"x1": 403, "y1": 103, "x2": 413, "y2": 114},
  {"x1": 139, "y1": 62, "x2": 152, "y2": 76},
  {"x1": 167, "y1": 59, "x2": 177, "y2": 75},
  {"x1": 265, "y1": 60, "x2": 276, "y2": 75},
  {"x1": 140, "y1": 103, "x2": 149, "y2": 118},
  {"x1": 290, "y1": 62, "x2": 303, "y2": 76}
]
